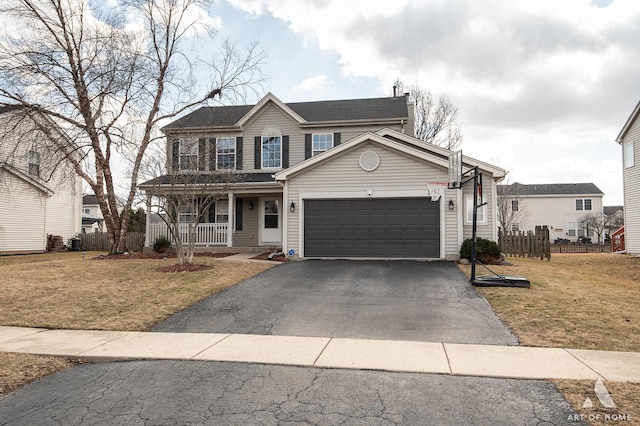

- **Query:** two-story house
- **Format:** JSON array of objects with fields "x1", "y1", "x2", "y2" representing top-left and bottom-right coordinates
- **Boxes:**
[
  {"x1": 616, "y1": 100, "x2": 640, "y2": 255},
  {"x1": 0, "y1": 106, "x2": 82, "y2": 254},
  {"x1": 81, "y1": 194, "x2": 104, "y2": 233},
  {"x1": 139, "y1": 93, "x2": 506, "y2": 260},
  {"x1": 497, "y1": 182, "x2": 604, "y2": 243}
]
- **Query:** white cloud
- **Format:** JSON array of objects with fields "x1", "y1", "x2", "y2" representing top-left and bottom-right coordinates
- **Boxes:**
[
  {"x1": 292, "y1": 75, "x2": 332, "y2": 93},
  {"x1": 223, "y1": 0, "x2": 640, "y2": 203}
]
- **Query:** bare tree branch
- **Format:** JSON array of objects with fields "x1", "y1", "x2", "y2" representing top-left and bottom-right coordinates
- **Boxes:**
[{"x1": 0, "y1": 0, "x2": 265, "y2": 254}]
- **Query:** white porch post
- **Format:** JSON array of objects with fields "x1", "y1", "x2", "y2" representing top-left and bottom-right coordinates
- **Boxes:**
[
  {"x1": 145, "y1": 194, "x2": 151, "y2": 248},
  {"x1": 227, "y1": 192, "x2": 234, "y2": 247}
]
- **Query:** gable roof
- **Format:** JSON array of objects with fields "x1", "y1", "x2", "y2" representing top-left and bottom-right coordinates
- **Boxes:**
[
  {"x1": 162, "y1": 93, "x2": 410, "y2": 131},
  {"x1": 603, "y1": 205, "x2": 623, "y2": 215},
  {"x1": 83, "y1": 194, "x2": 100, "y2": 205},
  {"x1": 616, "y1": 100, "x2": 640, "y2": 143},
  {"x1": 275, "y1": 128, "x2": 505, "y2": 181},
  {"x1": 498, "y1": 182, "x2": 604, "y2": 196},
  {"x1": 0, "y1": 162, "x2": 54, "y2": 195}
]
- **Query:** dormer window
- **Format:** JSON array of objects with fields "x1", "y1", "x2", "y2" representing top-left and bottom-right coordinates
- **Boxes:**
[
  {"x1": 261, "y1": 127, "x2": 282, "y2": 169},
  {"x1": 179, "y1": 138, "x2": 199, "y2": 171},
  {"x1": 28, "y1": 150, "x2": 40, "y2": 177}
]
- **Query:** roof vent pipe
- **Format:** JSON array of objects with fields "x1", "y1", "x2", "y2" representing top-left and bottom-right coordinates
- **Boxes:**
[{"x1": 393, "y1": 85, "x2": 397, "y2": 98}]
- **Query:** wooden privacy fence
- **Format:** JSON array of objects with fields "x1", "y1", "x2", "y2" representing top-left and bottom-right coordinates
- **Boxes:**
[
  {"x1": 499, "y1": 226, "x2": 551, "y2": 260},
  {"x1": 550, "y1": 244, "x2": 612, "y2": 254},
  {"x1": 78, "y1": 232, "x2": 145, "y2": 252}
]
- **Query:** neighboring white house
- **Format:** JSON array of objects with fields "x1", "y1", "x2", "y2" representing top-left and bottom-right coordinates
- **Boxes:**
[
  {"x1": 82, "y1": 194, "x2": 104, "y2": 233},
  {"x1": 140, "y1": 92, "x2": 506, "y2": 260},
  {"x1": 497, "y1": 182, "x2": 604, "y2": 243},
  {"x1": 616, "y1": 100, "x2": 640, "y2": 255},
  {"x1": 0, "y1": 106, "x2": 82, "y2": 254}
]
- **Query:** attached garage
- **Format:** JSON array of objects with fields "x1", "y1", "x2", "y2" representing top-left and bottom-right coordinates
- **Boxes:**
[{"x1": 303, "y1": 197, "x2": 440, "y2": 258}]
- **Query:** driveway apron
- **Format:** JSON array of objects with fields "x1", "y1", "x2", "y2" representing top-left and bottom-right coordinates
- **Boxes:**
[{"x1": 153, "y1": 260, "x2": 518, "y2": 346}]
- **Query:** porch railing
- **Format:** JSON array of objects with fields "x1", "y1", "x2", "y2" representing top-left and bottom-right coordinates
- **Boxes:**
[{"x1": 148, "y1": 223, "x2": 228, "y2": 246}]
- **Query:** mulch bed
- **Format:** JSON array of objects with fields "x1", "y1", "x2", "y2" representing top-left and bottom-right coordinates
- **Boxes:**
[
  {"x1": 92, "y1": 252, "x2": 237, "y2": 260},
  {"x1": 250, "y1": 253, "x2": 287, "y2": 262},
  {"x1": 154, "y1": 263, "x2": 214, "y2": 273}
]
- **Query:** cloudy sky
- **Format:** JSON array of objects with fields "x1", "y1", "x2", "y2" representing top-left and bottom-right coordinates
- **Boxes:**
[{"x1": 202, "y1": 0, "x2": 640, "y2": 205}]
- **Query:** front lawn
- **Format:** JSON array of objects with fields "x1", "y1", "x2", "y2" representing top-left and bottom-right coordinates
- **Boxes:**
[{"x1": 0, "y1": 252, "x2": 273, "y2": 394}]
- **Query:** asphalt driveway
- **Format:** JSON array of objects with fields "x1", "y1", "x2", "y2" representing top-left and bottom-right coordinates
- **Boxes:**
[{"x1": 154, "y1": 260, "x2": 518, "y2": 345}]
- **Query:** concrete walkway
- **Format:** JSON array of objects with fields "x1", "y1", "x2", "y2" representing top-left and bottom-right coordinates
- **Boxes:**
[{"x1": 1, "y1": 326, "x2": 639, "y2": 383}]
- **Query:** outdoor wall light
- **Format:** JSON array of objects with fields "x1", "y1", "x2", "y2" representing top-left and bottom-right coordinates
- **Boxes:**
[
  {"x1": 448, "y1": 199, "x2": 454, "y2": 211},
  {"x1": 248, "y1": 201, "x2": 253, "y2": 210},
  {"x1": 289, "y1": 201, "x2": 295, "y2": 213}
]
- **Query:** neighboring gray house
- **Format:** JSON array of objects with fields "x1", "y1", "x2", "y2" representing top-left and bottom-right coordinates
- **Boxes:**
[
  {"x1": 140, "y1": 93, "x2": 506, "y2": 260},
  {"x1": 616, "y1": 100, "x2": 640, "y2": 254},
  {"x1": 82, "y1": 194, "x2": 104, "y2": 233},
  {"x1": 497, "y1": 183, "x2": 604, "y2": 242}
]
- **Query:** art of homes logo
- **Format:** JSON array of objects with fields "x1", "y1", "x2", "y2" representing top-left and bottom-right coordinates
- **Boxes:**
[{"x1": 567, "y1": 378, "x2": 632, "y2": 423}]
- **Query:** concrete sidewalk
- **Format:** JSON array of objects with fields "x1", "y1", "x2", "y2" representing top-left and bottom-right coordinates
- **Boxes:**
[{"x1": 1, "y1": 326, "x2": 639, "y2": 383}]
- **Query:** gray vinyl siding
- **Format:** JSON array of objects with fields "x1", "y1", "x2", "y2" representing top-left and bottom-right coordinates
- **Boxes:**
[
  {"x1": 461, "y1": 176, "x2": 495, "y2": 242},
  {"x1": 622, "y1": 117, "x2": 640, "y2": 254},
  {"x1": 243, "y1": 104, "x2": 301, "y2": 171},
  {"x1": 233, "y1": 196, "x2": 259, "y2": 247},
  {"x1": 284, "y1": 141, "x2": 460, "y2": 258}
]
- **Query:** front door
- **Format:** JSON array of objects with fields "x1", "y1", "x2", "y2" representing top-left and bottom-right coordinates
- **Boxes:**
[{"x1": 260, "y1": 197, "x2": 282, "y2": 244}]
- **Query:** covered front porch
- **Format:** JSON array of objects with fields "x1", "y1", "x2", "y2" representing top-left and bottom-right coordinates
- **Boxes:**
[{"x1": 142, "y1": 191, "x2": 285, "y2": 251}]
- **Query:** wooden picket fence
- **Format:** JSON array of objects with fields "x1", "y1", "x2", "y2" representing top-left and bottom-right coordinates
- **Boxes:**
[
  {"x1": 499, "y1": 226, "x2": 551, "y2": 260},
  {"x1": 78, "y1": 232, "x2": 145, "y2": 252}
]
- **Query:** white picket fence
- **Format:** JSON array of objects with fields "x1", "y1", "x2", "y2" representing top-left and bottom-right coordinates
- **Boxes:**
[{"x1": 148, "y1": 223, "x2": 228, "y2": 246}]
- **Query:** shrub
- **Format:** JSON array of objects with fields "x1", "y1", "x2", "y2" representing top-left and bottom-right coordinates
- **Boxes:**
[
  {"x1": 459, "y1": 237, "x2": 501, "y2": 264},
  {"x1": 153, "y1": 236, "x2": 171, "y2": 253}
]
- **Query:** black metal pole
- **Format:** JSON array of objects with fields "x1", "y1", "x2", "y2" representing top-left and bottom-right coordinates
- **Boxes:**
[{"x1": 471, "y1": 167, "x2": 478, "y2": 283}]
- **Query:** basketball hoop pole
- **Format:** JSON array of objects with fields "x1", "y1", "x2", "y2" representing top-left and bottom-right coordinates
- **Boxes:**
[{"x1": 460, "y1": 166, "x2": 485, "y2": 283}]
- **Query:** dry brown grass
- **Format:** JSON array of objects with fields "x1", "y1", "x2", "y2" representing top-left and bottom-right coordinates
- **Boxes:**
[
  {"x1": 0, "y1": 252, "x2": 272, "y2": 331},
  {"x1": 553, "y1": 380, "x2": 640, "y2": 425},
  {"x1": 0, "y1": 252, "x2": 273, "y2": 394},
  {"x1": 459, "y1": 253, "x2": 640, "y2": 352}
]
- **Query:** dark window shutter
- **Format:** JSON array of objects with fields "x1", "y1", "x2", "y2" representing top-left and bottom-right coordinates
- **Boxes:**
[
  {"x1": 334, "y1": 132, "x2": 341, "y2": 146},
  {"x1": 209, "y1": 138, "x2": 217, "y2": 171},
  {"x1": 235, "y1": 198, "x2": 243, "y2": 231},
  {"x1": 305, "y1": 134, "x2": 312, "y2": 159},
  {"x1": 282, "y1": 135, "x2": 289, "y2": 168},
  {"x1": 254, "y1": 136, "x2": 261, "y2": 169},
  {"x1": 236, "y1": 137, "x2": 243, "y2": 170},
  {"x1": 171, "y1": 139, "x2": 179, "y2": 171},
  {"x1": 198, "y1": 138, "x2": 206, "y2": 171}
]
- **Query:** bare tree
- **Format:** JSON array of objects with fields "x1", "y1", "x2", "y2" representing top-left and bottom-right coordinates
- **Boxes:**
[
  {"x1": 140, "y1": 143, "x2": 237, "y2": 265},
  {"x1": 605, "y1": 209, "x2": 624, "y2": 235},
  {"x1": 578, "y1": 212, "x2": 607, "y2": 244},
  {"x1": 0, "y1": 0, "x2": 265, "y2": 254},
  {"x1": 497, "y1": 182, "x2": 530, "y2": 233},
  {"x1": 394, "y1": 79, "x2": 462, "y2": 150}
]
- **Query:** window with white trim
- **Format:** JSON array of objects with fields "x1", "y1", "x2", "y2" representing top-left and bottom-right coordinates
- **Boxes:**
[
  {"x1": 575, "y1": 199, "x2": 592, "y2": 211},
  {"x1": 465, "y1": 196, "x2": 487, "y2": 224},
  {"x1": 624, "y1": 141, "x2": 634, "y2": 168},
  {"x1": 28, "y1": 150, "x2": 40, "y2": 177},
  {"x1": 216, "y1": 200, "x2": 229, "y2": 223},
  {"x1": 511, "y1": 200, "x2": 519, "y2": 211},
  {"x1": 512, "y1": 222, "x2": 519, "y2": 232},
  {"x1": 83, "y1": 208, "x2": 91, "y2": 214},
  {"x1": 216, "y1": 137, "x2": 235, "y2": 169},
  {"x1": 179, "y1": 203, "x2": 197, "y2": 223},
  {"x1": 262, "y1": 136, "x2": 282, "y2": 168},
  {"x1": 179, "y1": 138, "x2": 198, "y2": 171},
  {"x1": 312, "y1": 133, "x2": 333, "y2": 156}
]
